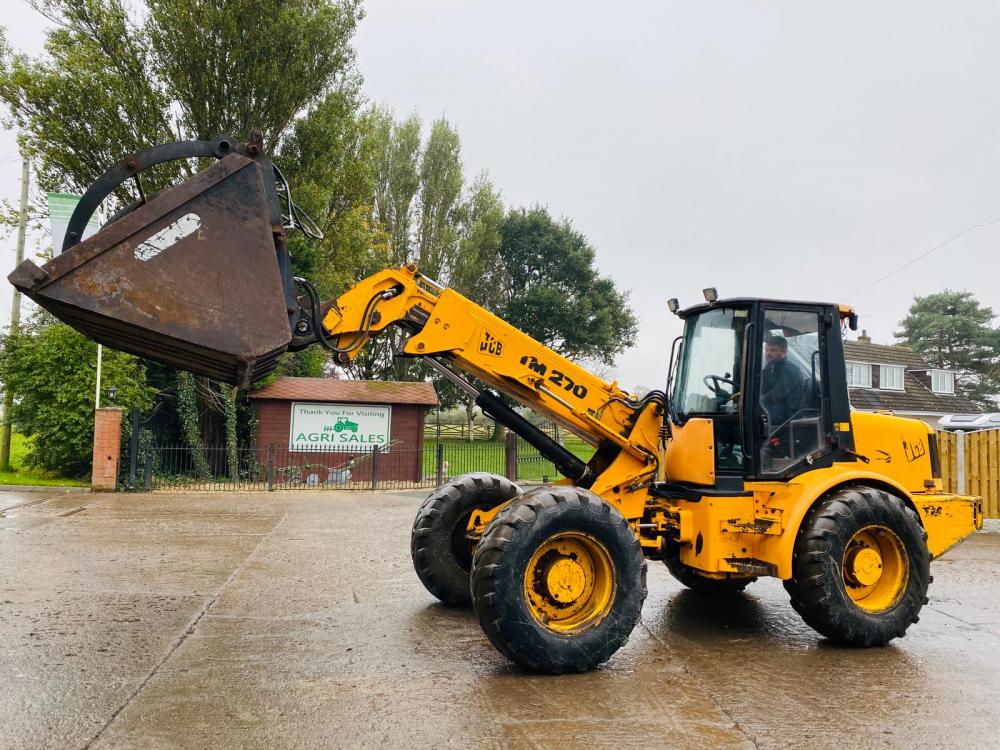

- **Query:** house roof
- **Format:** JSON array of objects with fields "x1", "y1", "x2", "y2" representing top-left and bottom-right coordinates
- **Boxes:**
[
  {"x1": 843, "y1": 341, "x2": 928, "y2": 368},
  {"x1": 843, "y1": 341, "x2": 979, "y2": 415},
  {"x1": 251, "y1": 377, "x2": 439, "y2": 406}
]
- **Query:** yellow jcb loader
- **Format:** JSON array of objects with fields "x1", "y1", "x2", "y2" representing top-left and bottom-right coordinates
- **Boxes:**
[{"x1": 9, "y1": 134, "x2": 982, "y2": 673}]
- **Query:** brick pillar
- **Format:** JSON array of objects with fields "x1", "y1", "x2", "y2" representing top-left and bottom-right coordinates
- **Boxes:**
[{"x1": 91, "y1": 407, "x2": 123, "y2": 492}]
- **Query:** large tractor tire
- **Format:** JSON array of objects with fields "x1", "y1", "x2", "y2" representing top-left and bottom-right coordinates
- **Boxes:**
[
  {"x1": 784, "y1": 486, "x2": 929, "y2": 646},
  {"x1": 470, "y1": 486, "x2": 647, "y2": 673},
  {"x1": 662, "y1": 541, "x2": 755, "y2": 594},
  {"x1": 411, "y1": 472, "x2": 522, "y2": 607}
]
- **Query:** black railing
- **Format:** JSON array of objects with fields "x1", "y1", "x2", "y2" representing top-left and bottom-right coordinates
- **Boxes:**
[{"x1": 119, "y1": 432, "x2": 593, "y2": 492}]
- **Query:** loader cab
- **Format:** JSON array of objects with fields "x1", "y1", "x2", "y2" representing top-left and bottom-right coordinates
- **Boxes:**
[{"x1": 669, "y1": 298, "x2": 855, "y2": 484}]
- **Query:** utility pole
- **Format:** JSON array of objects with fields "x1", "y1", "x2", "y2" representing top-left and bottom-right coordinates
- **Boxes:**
[{"x1": 0, "y1": 154, "x2": 30, "y2": 471}]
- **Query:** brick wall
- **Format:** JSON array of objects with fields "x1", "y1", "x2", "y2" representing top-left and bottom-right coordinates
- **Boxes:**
[
  {"x1": 254, "y1": 400, "x2": 428, "y2": 482},
  {"x1": 91, "y1": 408, "x2": 123, "y2": 492}
]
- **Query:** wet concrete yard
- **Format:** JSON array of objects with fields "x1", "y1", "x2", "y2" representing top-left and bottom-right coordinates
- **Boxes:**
[{"x1": 1, "y1": 489, "x2": 998, "y2": 749}]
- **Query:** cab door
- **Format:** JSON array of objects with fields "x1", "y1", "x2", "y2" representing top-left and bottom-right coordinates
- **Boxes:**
[
  {"x1": 750, "y1": 305, "x2": 835, "y2": 479},
  {"x1": 669, "y1": 305, "x2": 752, "y2": 482}
]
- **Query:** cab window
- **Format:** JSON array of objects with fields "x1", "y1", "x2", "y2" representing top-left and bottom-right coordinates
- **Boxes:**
[
  {"x1": 673, "y1": 307, "x2": 748, "y2": 419},
  {"x1": 672, "y1": 307, "x2": 749, "y2": 472}
]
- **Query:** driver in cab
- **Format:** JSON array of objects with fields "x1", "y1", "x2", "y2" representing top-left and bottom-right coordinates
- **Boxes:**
[{"x1": 760, "y1": 335, "x2": 805, "y2": 428}]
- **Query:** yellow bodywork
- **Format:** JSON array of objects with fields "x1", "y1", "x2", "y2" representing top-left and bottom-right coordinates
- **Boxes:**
[
  {"x1": 648, "y1": 411, "x2": 981, "y2": 579},
  {"x1": 321, "y1": 265, "x2": 981, "y2": 582},
  {"x1": 660, "y1": 418, "x2": 715, "y2": 485}
]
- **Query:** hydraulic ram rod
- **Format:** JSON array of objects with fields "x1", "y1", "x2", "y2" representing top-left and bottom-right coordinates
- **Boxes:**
[
  {"x1": 475, "y1": 390, "x2": 594, "y2": 488},
  {"x1": 423, "y1": 356, "x2": 594, "y2": 486}
]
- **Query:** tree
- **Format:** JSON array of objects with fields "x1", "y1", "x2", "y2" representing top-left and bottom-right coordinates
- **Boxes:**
[
  {"x1": 0, "y1": 0, "x2": 366, "y2": 457},
  {"x1": 147, "y1": 0, "x2": 361, "y2": 144},
  {"x1": 0, "y1": 313, "x2": 155, "y2": 477},
  {"x1": 495, "y1": 207, "x2": 638, "y2": 366},
  {"x1": 416, "y1": 118, "x2": 463, "y2": 280},
  {"x1": 896, "y1": 290, "x2": 1000, "y2": 410},
  {"x1": 278, "y1": 91, "x2": 388, "y2": 300},
  {"x1": 1, "y1": 0, "x2": 363, "y2": 200},
  {"x1": 0, "y1": 4, "x2": 175, "y2": 198},
  {"x1": 345, "y1": 112, "x2": 467, "y2": 384},
  {"x1": 447, "y1": 174, "x2": 506, "y2": 438},
  {"x1": 371, "y1": 107, "x2": 421, "y2": 265}
]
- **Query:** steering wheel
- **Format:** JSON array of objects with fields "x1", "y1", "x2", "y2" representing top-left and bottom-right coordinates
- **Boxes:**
[{"x1": 703, "y1": 374, "x2": 736, "y2": 397}]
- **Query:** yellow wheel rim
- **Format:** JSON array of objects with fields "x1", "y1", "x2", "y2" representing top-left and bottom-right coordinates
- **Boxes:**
[
  {"x1": 523, "y1": 532, "x2": 616, "y2": 633},
  {"x1": 842, "y1": 525, "x2": 909, "y2": 612}
]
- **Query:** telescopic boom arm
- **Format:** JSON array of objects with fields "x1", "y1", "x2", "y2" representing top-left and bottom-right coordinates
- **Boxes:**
[{"x1": 310, "y1": 264, "x2": 662, "y2": 492}]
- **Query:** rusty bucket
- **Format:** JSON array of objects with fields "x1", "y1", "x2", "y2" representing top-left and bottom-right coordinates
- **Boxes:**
[{"x1": 9, "y1": 154, "x2": 294, "y2": 386}]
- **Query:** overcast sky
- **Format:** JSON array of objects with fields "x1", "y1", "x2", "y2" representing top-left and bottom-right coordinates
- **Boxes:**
[{"x1": 3, "y1": 1, "x2": 1000, "y2": 391}]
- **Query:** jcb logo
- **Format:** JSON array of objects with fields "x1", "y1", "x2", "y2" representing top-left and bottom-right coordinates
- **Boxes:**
[{"x1": 479, "y1": 330, "x2": 503, "y2": 357}]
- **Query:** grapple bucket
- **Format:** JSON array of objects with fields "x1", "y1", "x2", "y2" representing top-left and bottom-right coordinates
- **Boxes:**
[{"x1": 9, "y1": 154, "x2": 294, "y2": 387}]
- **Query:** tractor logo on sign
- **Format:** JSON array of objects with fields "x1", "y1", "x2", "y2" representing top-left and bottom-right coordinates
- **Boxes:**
[
  {"x1": 479, "y1": 329, "x2": 503, "y2": 357},
  {"x1": 334, "y1": 418, "x2": 359, "y2": 433}
]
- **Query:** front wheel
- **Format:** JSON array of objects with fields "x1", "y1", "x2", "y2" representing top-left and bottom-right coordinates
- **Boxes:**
[
  {"x1": 411, "y1": 472, "x2": 521, "y2": 607},
  {"x1": 784, "y1": 486, "x2": 929, "y2": 646},
  {"x1": 470, "y1": 487, "x2": 647, "y2": 673}
]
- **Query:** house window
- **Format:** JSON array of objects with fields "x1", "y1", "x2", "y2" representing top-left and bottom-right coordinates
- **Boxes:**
[
  {"x1": 879, "y1": 365, "x2": 904, "y2": 391},
  {"x1": 931, "y1": 370, "x2": 955, "y2": 394},
  {"x1": 846, "y1": 362, "x2": 871, "y2": 388}
]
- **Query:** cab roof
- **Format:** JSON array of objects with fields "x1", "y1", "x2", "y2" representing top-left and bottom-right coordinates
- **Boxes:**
[{"x1": 677, "y1": 297, "x2": 855, "y2": 320}]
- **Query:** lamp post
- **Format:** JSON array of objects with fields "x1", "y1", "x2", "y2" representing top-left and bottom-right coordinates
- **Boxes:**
[{"x1": 0, "y1": 154, "x2": 30, "y2": 471}]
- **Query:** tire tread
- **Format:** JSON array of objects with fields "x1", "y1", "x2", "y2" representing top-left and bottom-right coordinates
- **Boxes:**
[
  {"x1": 784, "y1": 486, "x2": 930, "y2": 646},
  {"x1": 470, "y1": 486, "x2": 647, "y2": 673},
  {"x1": 411, "y1": 472, "x2": 521, "y2": 607}
]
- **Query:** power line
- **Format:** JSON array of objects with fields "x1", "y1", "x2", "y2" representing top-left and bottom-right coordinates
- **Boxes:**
[{"x1": 845, "y1": 214, "x2": 1000, "y2": 301}]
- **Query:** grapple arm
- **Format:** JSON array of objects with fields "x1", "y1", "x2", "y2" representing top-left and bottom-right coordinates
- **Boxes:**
[{"x1": 9, "y1": 134, "x2": 306, "y2": 387}]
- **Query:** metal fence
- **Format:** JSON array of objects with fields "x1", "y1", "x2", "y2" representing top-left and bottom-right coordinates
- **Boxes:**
[
  {"x1": 119, "y1": 435, "x2": 580, "y2": 492},
  {"x1": 117, "y1": 424, "x2": 1000, "y2": 516}
]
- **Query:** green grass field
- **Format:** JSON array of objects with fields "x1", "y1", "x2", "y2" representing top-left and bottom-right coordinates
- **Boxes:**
[
  {"x1": 420, "y1": 438, "x2": 593, "y2": 483},
  {"x1": 0, "y1": 434, "x2": 88, "y2": 487}
]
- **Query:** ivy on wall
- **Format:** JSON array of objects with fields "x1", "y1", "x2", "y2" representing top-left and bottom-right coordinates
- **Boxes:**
[{"x1": 177, "y1": 371, "x2": 211, "y2": 479}]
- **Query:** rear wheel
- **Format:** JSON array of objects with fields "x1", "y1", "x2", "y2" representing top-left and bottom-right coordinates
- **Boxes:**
[
  {"x1": 470, "y1": 487, "x2": 647, "y2": 673},
  {"x1": 411, "y1": 472, "x2": 521, "y2": 607},
  {"x1": 784, "y1": 486, "x2": 929, "y2": 646},
  {"x1": 662, "y1": 541, "x2": 755, "y2": 594}
]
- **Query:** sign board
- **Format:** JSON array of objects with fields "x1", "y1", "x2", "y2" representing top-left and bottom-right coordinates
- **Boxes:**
[
  {"x1": 289, "y1": 402, "x2": 391, "y2": 452},
  {"x1": 48, "y1": 192, "x2": 102, "y2": 255}
]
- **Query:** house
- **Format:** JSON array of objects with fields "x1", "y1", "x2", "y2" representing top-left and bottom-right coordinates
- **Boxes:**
[{"x1": 843, "y1": 331, "x2": 979, "y2": 427}]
